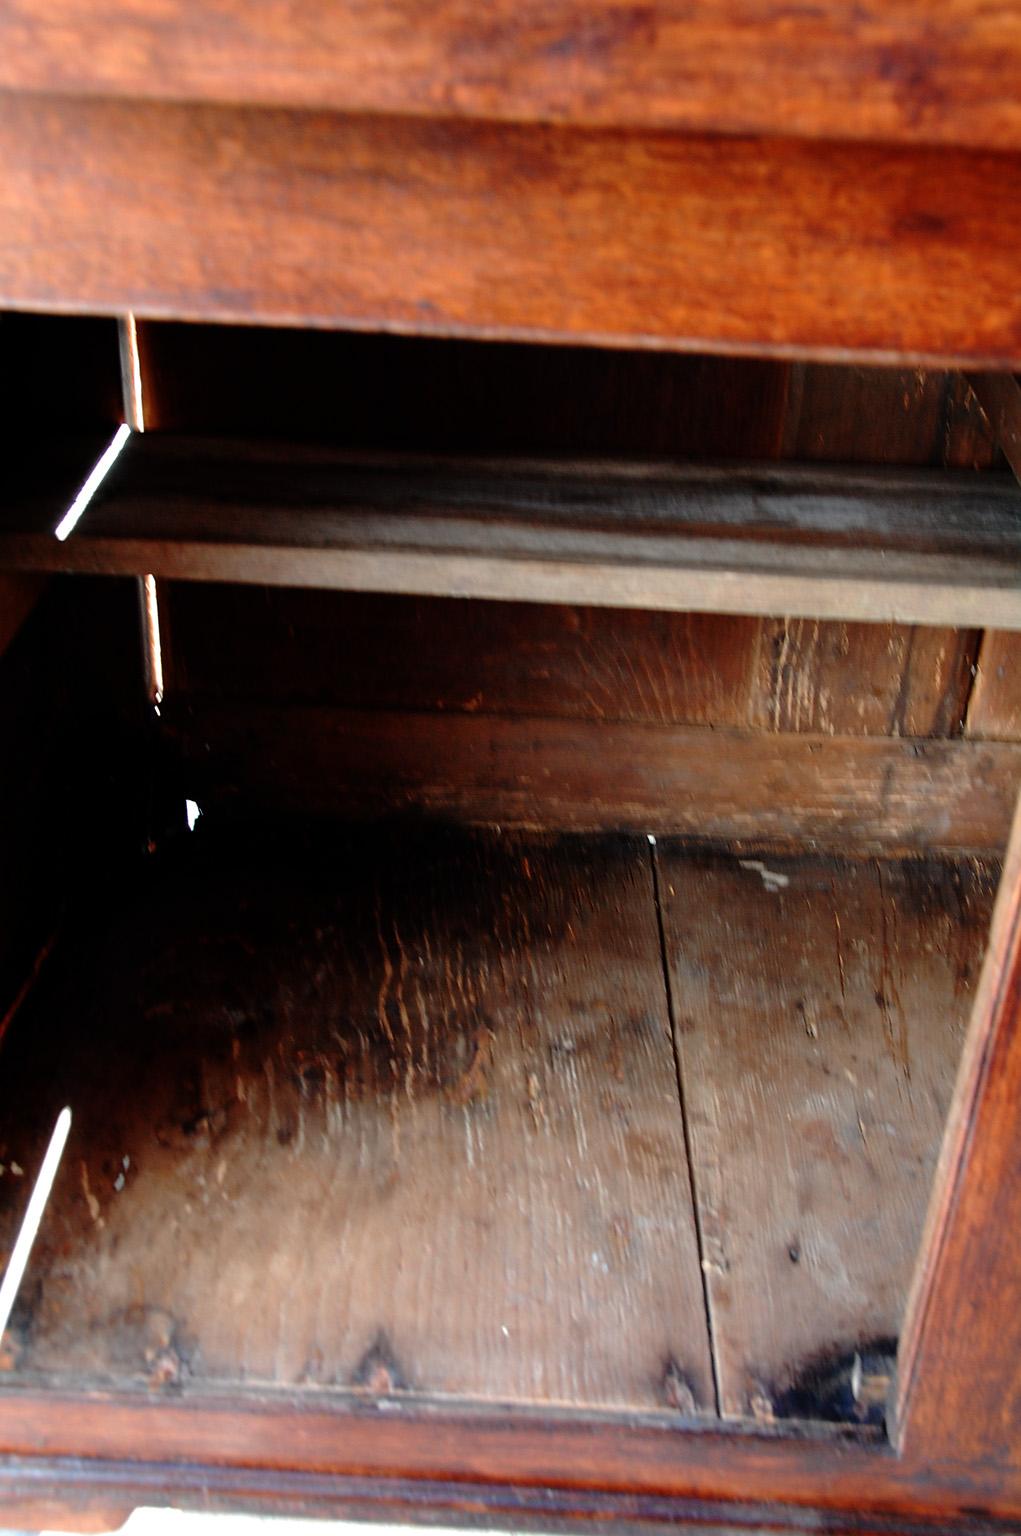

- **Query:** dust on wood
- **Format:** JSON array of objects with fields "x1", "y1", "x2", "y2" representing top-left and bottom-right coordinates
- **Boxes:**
[
  {"x1": 0, "y1": 823, "x2": 713, "y2": 1412},
  {"x1": 656, "y1": 845, "x2": 998, "y2": 1421}
]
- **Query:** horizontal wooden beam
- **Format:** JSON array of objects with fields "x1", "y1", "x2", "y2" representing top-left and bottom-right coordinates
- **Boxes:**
[
  {"x1": 0, "y1": 1388, "x2": 1019, "y2": 1526},
  {"x1": 1, "y1": 96, "x2": 1019, "y2": 365},
  {"x1": 1, "y1": 0, "x2": 1019, "y2": 153},
  {"x1": 165, "y1": 701, "x2": 1021, "y2": 852},
  {"x1": 7, "y1": 435, "x2": 1021, "y2": 628}
]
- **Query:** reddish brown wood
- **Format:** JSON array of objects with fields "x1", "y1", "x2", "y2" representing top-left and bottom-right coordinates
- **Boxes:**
[
  {"x1": 163, "y1": 700, "x2": 1021, "y2": 852},
  {"x1": 1, "y1": 0, "x2": 1019, "y2": 153},
  {"x1": 896, "y1": 795, "x2": 1021, "y2": 1467},
  {"x1": 785, "y1": 367, "x2": 1001, "y2": 470},
  {"x1": 0, "y1": 827, "x2": 714, "y2": 1413},
  {"x1": 2, "y1": 96, "x2": 1020, "y2": 365},
  {"x1": 1, "y1": 1387, "x2": 1020, "y2": 1525},
  {"x1": 966, "y1": 632, "x2": 1021, "y2": 742},
  {"x1": 159, "y1": 586, "x2": 974, "y2": 741}
]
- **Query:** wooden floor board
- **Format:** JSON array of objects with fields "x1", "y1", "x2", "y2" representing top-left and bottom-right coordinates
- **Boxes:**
[
  {"x1": 0, "y1": 825, "x2": 713, "y2": 1413},
  {"x1": 656, "y1": 847, "x2": 998, "y2": 1422},
  {"x1": 0, "y1": 825, "x2": 995, "y2": 1429}
]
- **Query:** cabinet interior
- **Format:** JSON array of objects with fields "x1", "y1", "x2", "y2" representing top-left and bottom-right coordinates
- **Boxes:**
[{"x1": 0, "y1": 312, "x2": 1017, "y2": 1439}]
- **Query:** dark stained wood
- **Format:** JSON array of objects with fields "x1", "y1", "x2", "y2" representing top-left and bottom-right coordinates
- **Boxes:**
[
  {"x1": 134, "y1": 324, "x2": 1007, "y2": 471},
  {"x1": 0, "y1": 573, "x2": 46, "y2": 659},
  {"x1": 784, "y1": 367, "x2": 1001, "y2": 470},
  {"x1": 7, "y1": 437, "x2": 1021, "y2": 629},
  {"x1": 0, "y1": 825, "x2": 713, "y2": 1412},
  {"x1": 658, "y1": 848, "x2": 997, "y2": 1421},
  {"x1": 0, "y1": 310, "x2": 122, "y2": 432},
  {"x1": 2, "y1": 98, "x2": 1021, "y2": 365},
  {"x1": 163, "y1": 587, "x2": 765, "y2": 730},
  {"x1": 964, "y1": 372, "x2": 1021, "y2": 485},
  {"x1": 1, "y1": 0, "x2": 1019, "y2": 153},
  {"x1": 0, "y1": 578, "x2": 145, "y2": 1035},
  {"x1": 163, "y1": 701, "x2": 1021, "y2": 853},
  {"x1": 895, "y1": 796, "x2": 1021, "y2": 1467},
  {"x1": 160, "y1": 586, "x2": 976, "y2": 742},
  {"x1": 134, "y1": 322, "x2": 797, "y2": 458}
]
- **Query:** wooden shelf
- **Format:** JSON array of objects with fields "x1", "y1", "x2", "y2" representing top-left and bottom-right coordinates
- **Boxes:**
[{"x1": 6, "y1": 433, "x2": 1021, "y2": 627}]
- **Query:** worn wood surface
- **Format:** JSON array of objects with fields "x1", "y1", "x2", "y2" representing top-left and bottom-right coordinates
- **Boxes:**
[
  {"x1": 965, "y1": 373, "x2": 1021, "y2": 485},
  {"x1": 2, "y1": 1460, "x2": 1012, "y2": 1536},
  {"x1": 164, "y1": 701, "x2": 1021, "y2": 853},
  {"x1": 896, "y1": 798, "x2": 1021, "y2": 1467},
  {"x1": 2, "y1": 98, "x2": 1020, "y2": 365},
  {"x1": 658, "y1": 848, "x2": 997, "y2": 1421},
  {"x1": 2, "y1": 0, "x2": 1020, "y2": 153},
  {"x1": 161, "y1": 586, "x2": 977, "y2": 741},
  {"x1": 7, "y1": 437, "x2": 1021, "y2": 629},
  {"x1": 784, "y1": 366, "x2": 1001, "y2": 471},
  {"x1": 3, "y1": 1391, "x2": 1021, "y2": 1530},
  {"x1": 0, "y1": 825, "x2": 713, "y2": 1411},
  {"x1": 964, "y1": 632, "x2": 1021, "y2": 741},
  {"x1": 0, "y1": 829, "x2": 1015, "y2": 1524}
]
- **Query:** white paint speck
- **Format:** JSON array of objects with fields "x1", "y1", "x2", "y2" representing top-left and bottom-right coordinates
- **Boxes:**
[{"x1": 739, "y1": 859, "x2": 790, "y2": 892}]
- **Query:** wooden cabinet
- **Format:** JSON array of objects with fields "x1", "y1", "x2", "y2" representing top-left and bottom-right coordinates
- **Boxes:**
[{"x1": 0, "y1": 15, "x2": 1020, "y2": 1532}]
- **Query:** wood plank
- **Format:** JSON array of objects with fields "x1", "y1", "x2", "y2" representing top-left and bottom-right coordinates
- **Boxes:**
[
  {"x1": 133, "y1": 322, "x2": 797, "y2": 458},
  {"x1": 747, "y1": 619, "x2": 979, "y2": 737},
  {"x1": 2, "y1": 98, "x2": 1020, "y2": 365},
  {"x1": 7, "y1": 437, "x2": 1021, "y2": 629},
  {"x1": 965, "y1": 631, "x2": 1021, "y2": 741},
  {"x1": 657, "y1": 847, "x2": 997, "y2": 1421},
  {"x1": 895, "y1": 796, "x2": 1021, "y2": 1467},
  {"x1": 160, "y1": 586, "x2": 976, "y2": 741},
  {"x1": 0, "y1": 825, "x2": 714, "y2": 1413},
  {"x1": 162, "y1": 586, "x2": 765, "y2": 730},
  {"x1": 1, "y1": 0, "x2": 1019, "y2": 152},
  {"x1": 785, "y1": 367, "x2": 1000, "y2": 470},
  {"x1": 163, "y1": 701, "x2": 1021, "y2": 853},
  {"x1": 3, "y1": 1387, "x2": 1021, "y2": 1529},
  {"x1": 965, "y1": 372, "x2": 1021, "y2": 485}
]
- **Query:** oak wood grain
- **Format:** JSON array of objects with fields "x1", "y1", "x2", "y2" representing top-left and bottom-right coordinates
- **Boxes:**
[
  {"x1": 7, "y1": 437, "x2": 1021, "y2": 629},
  {"x1": 1, "y1": 0, "x2": 1019, "y2": 152},
  {"x1": 966, "y1": 631, "x2": 1021, "y2": 742},
  {"x1": 0, "y1": 825, "x2": 713, "y2": 1413},
  {"x1": 659, "y1": 848, "x2": 997, "y2": 1420},
  {"x1": 160, "y1": 586, "x2": 975, "y2": 741},
  {"x1": 2, "y1": 96, "x2": 1020, "y2": 364},
  {"x1": 163, "y1": 700, "x2": 1021, "y2": 852}
]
